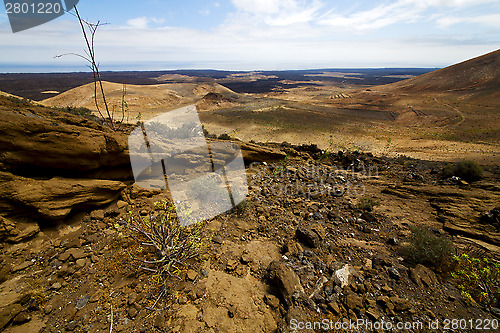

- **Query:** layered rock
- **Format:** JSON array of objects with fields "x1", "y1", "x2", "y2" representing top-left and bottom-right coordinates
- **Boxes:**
[
  {"x1": 0, "y1": 97, "x2": 129, "y2": 224},
  {"x1": 0, "y1": 171, "x2": 125, "y2": 221},
  {"x1": 0, "y1": 101, "x2": 130, "y2": 179}
]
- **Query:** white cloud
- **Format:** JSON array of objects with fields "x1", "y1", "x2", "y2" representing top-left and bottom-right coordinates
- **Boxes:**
[
  {"x1": 0, "y1": 1, "x2": 499, "y2": 71},
  {"x1": 151, "y1": 18, "x2": 165, "y2": 24},
  {"x1": 232, "y1": 0, "x2": 298, "y2": 15},
  {"x1": 319, "y1": 2, "x2": 421, "y2": 32},
  {"x1": 405, "y1": 0, "x2": 498, "y2": 7},
  {"x1": 125, "y1": 17, "x2": 165, "y2": 29},
  {"x1": 127, "y1": 17, "x2": 150, "y2": 29},
  {"x1": 437, "y1": 13, "x2": 500, "y2": 28},
  {"x1": 318, "y1": 0, "x2": 500, "y2": 32},
  {"x1": 230, "y1": 0, "x2": 324, "y2": 26}
]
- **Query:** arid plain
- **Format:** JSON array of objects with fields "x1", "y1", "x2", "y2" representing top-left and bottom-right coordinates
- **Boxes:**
[{"x1": 36, "y1": 49, "x2": 500, "y2": 165}]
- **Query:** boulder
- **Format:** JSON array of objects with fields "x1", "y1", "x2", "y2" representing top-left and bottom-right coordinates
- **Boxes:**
[
  {"x1": 268, "y1": 261, "x2": 304, "y2": 306},
  {"x1": 481, "y1": 207, "x2": 500, "y2": 228},
  {"x1": 410, "y1": 264, "x2": 438, "y2": 288},
  {"x1": 344, "y1": 293, "x2": 363, "y2": 311},
  {"x1": 0, "y1": 304, "x2": 23, "y2": 330},
  {"x1": 390, "y1": 296, "x2": 412, "y2": 312},
  {"x1": 334, "y1": 264, "x2": 361, "y2": 288},
  {"x1": 0, "y1": 101, "x2": 130, "y2": 224},
  {"x1": 296, "y1": 226, "x2": 321, "y2": 248},
  {"x1": 284, "y1": 240, "x2": 303, "y2": 256},
  {"x1": 0, "y1": 216, "x2": 18, "y2": 241}
]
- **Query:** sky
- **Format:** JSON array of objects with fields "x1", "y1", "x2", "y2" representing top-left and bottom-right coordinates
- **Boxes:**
[{"x1": 1, "y1": 0, "x2": 499, "y2": 72}]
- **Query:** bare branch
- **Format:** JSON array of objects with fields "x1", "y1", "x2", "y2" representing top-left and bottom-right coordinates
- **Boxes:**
[
  {"x1": 59, "y1": 6, "x2": 115, "y2": 130},
  {"x1": 109, "y1": 305, "x2": 113, "y2": 333}
]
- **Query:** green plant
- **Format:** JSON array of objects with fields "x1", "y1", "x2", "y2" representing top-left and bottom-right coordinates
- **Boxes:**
[
  {"x1": 400, "y1": 226, "x2": 454, "y2": 270},
  {"x1": 356, "y1": 197, "x2": 380, "y2": 212},
  {"x1": 272, "y1": 165, "x2": 285, "y2": 176},
  {"x1": 451, "y1": 254, "x2": 500, "y2": 311},
  {"x1": 443, "y1": 160, "x2": 483, "y2": 182},
  {"x1": 126, "y1": 199, "x2": 206, "y2": 309},
  {"x1": 385, "y1": 138, "x2": 392, "y2": 149},
  {"x1": 318, "y1": 150, "x2": 331, "y2": 162},
  {"x1": 59, "y1": 106, "x2": 96, "y2": 120},
  {"x1": 4, "y1": 95, "x2": 31, "y2": 107}
]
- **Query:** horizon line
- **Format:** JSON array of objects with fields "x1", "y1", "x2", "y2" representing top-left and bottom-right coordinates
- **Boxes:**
[{"x1": 0, "y1": 66, "x2": 442, "y2": 75}]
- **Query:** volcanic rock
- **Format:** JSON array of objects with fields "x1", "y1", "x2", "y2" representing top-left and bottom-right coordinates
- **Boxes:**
[{"x1": 268, "y1": 261, "x2": 304, "y2": 306}]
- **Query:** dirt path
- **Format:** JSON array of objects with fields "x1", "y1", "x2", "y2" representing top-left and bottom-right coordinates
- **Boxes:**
[{"x1": 433, "y1": 97, "x2": 466, "y2": 127}]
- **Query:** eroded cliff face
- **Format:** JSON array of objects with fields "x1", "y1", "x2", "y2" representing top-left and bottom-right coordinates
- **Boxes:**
[{"x1": 0, "y1": 97, "x2": 131, "y2": 223}]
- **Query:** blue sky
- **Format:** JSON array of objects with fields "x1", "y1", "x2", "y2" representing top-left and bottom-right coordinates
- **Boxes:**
[{"x1": 1, "y1": 0, "x2": 499, "y2": 72}]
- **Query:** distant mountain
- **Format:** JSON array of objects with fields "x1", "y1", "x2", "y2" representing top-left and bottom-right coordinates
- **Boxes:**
[{"x1": 388, "y1": 49, "x2": 500, "y2": 93}]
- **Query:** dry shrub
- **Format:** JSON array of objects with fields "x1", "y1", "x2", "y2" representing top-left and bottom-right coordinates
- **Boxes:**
[
  {"x1": 126, "y1": 199, "x2": 206, "y2": 309},
  {"x1": 443, "y1": 160, "x2": 483, "y2": 182},
  {"x1": 400, "y1": 226, "x2": 454, "y2": 271}
]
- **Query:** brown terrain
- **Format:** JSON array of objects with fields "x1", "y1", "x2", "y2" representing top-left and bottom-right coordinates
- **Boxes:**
[
  {"x1": 0, "y1": 50, "x2": 499, "y2": 333},
  {"x1": 39, "y1": 50, "x2": 500, "y2": 165}
]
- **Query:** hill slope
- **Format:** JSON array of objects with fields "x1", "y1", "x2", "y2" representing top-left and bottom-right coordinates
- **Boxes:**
[
  {"x1": 41, "y1": 81, "x2": 240, "y2": 116},
  {"x1": 388, "y1": 48, "x2": 500, "y2": 93}
]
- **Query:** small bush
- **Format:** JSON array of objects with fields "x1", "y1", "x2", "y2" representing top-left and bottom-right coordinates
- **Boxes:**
[
  {"x1": 218, "y1": 133, "x2": 231, "y2": 140},
  {"x1": 443, "y1": 160, "x2": 483, "y2": 182},
  {"x1": 5, "y1": 95, "x2": 31, "y2": 107},
  {"x1": 318, "y1": 150, "x2": 331, "y2": 162},
  {"x1": 57, "y1": 106, "x2": 99, "y2": 121},
  {"x1": 451, "y1": 254, "x2": 500, "y2": 311},
  {"x1": 126, "y1": 200, "x2": 206, "y2": 308},
  {"x1": 356, "y1": 198, "x2": 380, "y2": 212},
  {"x1": 60, "y1": 106, "x2": 93, "y2": 118},
  {"x1": 22, "y1": 278, "x2": 47, "y2": 310},
  {"x1": 400, "y1": 226, "x2": 454, "y2": 270}
]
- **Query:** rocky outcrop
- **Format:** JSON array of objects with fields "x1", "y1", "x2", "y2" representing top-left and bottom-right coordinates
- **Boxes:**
[
  {"x1": 0, "y1": 216, "x2": 40, "y2": 243},
  {"x1": 0, "y1": 97, "x2": 129, "y2": 223},
  {"x1": 267, "y1": 261, "x2": 304, "y2": 306},
  {"x1": 195, "y1": 92, "x2": 239, "y2": 111},
  {"x1": 0, "y1": 101, "x2": 130, "y2": 179},
  {"x1": 382, "y1": 184, "x2": 500, "y2": 245},
  {"x1": 238, "y1": 142, "x2": 287, "y2": 163},
  {"x1": 0, "y1": 172, "x2": 125, "y2": 221}
]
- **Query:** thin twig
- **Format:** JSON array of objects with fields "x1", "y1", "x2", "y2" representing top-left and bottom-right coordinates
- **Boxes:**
[
  {"x1": 109, "y1": 305, "x2": 113, "y2": 333},
  {"x1": 73, "y1": 6, "x2": 115, "y2": 130}
]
